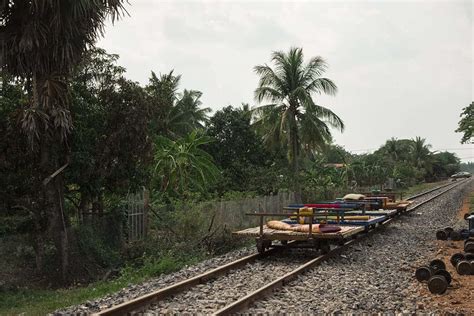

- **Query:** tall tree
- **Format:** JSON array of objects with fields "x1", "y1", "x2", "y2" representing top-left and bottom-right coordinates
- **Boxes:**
[
  {"x1": 383, "y1": 138, "x2": 402, "y2": 161},
  {"x1": 146, "y1": 70, "x2": 181, "y2": 137},
  {"x1": 0, "y1": 0, "x2": 126, "y2": 280},
  {"x1": 252, "y1": 47, "x2": 344, "y2": 194},
  {"x1": 69, "y1": 48, "x2": 151, "y2": 220},
  {"x1": 456, "y1": 102, "x2": 473, "y2": 144},
  {"x1": 146, "y1": 71, "x2": 210, "y2": 138},
  {"x1": 429, "y1": 151, "x2": 460, "y2": 180},
  {"x1": 378, "y1": 138, "x2": 412, "y2": 162},
  {"x1": 205, "y1": 105, "x2": 270, "y2": 191},
  {"x1": 410, "y1": 137, "x2": 432, "y2": 178},
  {"x1": 411, "y1": 137, "x2": 431, "y2": 165},
  {"x1": 176, "y1": 89, "x2": 211, "y2": 132}
]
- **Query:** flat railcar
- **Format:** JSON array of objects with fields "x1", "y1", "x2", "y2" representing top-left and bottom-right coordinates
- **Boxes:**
[{"x1": 233, "y1": 194, "x2": 412, "y2": 253}]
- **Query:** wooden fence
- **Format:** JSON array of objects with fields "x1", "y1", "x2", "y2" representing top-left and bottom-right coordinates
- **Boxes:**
[{"x1": 209, "y1": 191, "x2": 297, "y2": 230}]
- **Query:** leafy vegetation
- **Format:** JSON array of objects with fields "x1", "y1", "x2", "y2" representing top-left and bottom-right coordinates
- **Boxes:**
[
  {"x1": 1, "y1": 0, "x2": 128, "y2": 281},
  {"x1": 153, "y1": 132, "x2": 220, "y2": 197},
  {"x1": 0, "y1": 253, "x2": 194, "y2": 315},
  {"x1": 0, "y1": 3, "x2": 466, "y2": 314},
  {"x1": 456, "y1": 102, "x2": 473, "y2": 144},
  {"x1": 205, "y1": 105, "x2": 276, "y2": 194},
  {"x1": 460, "y1": 162, "x2": 474, "y2": 174}
]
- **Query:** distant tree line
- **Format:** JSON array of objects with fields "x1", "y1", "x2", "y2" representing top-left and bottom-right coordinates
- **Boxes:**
[{"x1": 320, "y1": 138, "x2": 460, "y2": 189}]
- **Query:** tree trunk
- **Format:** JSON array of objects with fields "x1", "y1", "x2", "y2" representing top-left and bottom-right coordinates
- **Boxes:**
[
  {"x1": 42, "y1": 145, "x2": 69, "y2": 282},
  {"x1": 79, "y1": 190, "x2": 91, "y2": 223},
  {"x1": 56, "y1": 176, "x2": 69, "y2": 282},
  {"x1": 289, "y1": 113, "x2": 301, "y2": 203},
  {"x1": 34, "y1": 73, "x2": 70, "y2": 282},
  {"x1": 33, "y1": 230, "x2": 45, "y2": 273}
]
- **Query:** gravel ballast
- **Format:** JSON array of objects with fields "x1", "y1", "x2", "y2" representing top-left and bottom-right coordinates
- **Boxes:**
[
  {"x1": 55, "y1": 180, "x2": 473, "y2": 315},
  {"x1": 145, "y1": 251, "x2": 316, "y2": 314},
  {"x1": 54, "y1": 247, "x2": 257, "y2": 314}
]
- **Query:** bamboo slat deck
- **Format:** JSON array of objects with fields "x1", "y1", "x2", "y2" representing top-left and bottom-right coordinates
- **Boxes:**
[
  {"x1": 387, "y1": 202, "x2": 411, "y2": 210},
  {"x1": 283, "y1": 215, "x2": 388, "y2": 225},
  {"x1": 323, "y1": 215, "x2": 387, "y2": 226},
  {"x1": 399, "y1": 203, "x2": 410, "y2": 210},
  {"x1": 233, "y1": 225, "x2": 364, "y2": 241},
  {"x1": 346, "y1": 209, "x2": 398, "y2": 216}
]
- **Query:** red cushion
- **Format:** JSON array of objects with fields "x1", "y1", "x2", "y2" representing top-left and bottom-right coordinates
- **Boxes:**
[{"x1": 319, "y1": 225, "x2": 342, "y2": 233}]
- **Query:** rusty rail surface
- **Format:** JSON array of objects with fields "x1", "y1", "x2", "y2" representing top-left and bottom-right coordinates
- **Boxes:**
[
  {"x1": 406, "y1": 180, "x2": 462, "y2": 201},
  {"x1": 93, "y1": 179, "x2": 469, "y2": 316},
  {"x1": 93, "y1": 248, "x2": 281, "y2": 316}
]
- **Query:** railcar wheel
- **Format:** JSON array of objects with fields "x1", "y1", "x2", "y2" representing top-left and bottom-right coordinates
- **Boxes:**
[
  {"x1": 256, "y1": 239, "x2": 265, "y2": 254},
  {"x1": 450, "y1": 253, "x2": 465, "y2": 267},
  {"x1": 415, "y1": 266, "x2": 431, "y2": 282},
  {"x1": 466, "y1": 237, "x2": 474, "y2": 246},
  {"x1": 444, "y1": 227, "x2": 454, "y2": 234},
  {"x1": 456, "y1": 261, "x2": 472, "y2": 275},
  {"x1": 428, "y1": 275, "x2": 448, "y2": 294},
  {"x1": 320, "y1": 242, "x2": 330, "y2": 254},
  {"x1": 451, "y1": 231, "x2": 462, "y2": 241},
  {"x1": 434, "y1": 269, "x2": 452, "y2": 284},
  {"x1": 430, "y1": 259, "x2": 446, "y2": 271},
  {"x1": 465, "y1": 253, "x2": 474, "y2": 260},
  {"x1": 436, "y1": 230, "x2": 448, "y2": 240}
]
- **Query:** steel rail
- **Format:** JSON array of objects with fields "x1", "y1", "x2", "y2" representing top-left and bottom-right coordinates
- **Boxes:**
[
  {"x1": 407, "y1": 179, "x2": 468, "y2": 212},
  {"x1": 93, "y1": 248, "x2": 280, "y2": 316},
  {"x1": 92, "y1": 179, "x2": 469, "y2": 316},
  {"x1": 212, "y1": 179, "x2": 469, "y2": 315},
  {"x1": 406, "y1": 179, "x2": 465, "y2": 201}
]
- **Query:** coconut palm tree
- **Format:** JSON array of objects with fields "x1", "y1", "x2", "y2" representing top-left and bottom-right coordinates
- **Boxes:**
[
  {"x1": 411, "y1": 137, "x2": 433, "y2": 178},
  {"x1": 175, "y1": 89, "x2": 211, "y2": 131},
  {"x1": 411, "y1": 137, "x2": 432, "y2": 166},
  {"x1": 1, "y1": 0, "x2": 126, "y2": 279},
  {"x1": 147, "y1": 71, "x2": 210, "y2": 138},
  {"x1": 252, "y1": 47, "x2": 344, "y2": 192},
  {"x1": 146, "y1": 70, "x2": 181, "y2": 137},
  {"x1": 384, "y1": 138, "x2": 401, "y2": 161}
]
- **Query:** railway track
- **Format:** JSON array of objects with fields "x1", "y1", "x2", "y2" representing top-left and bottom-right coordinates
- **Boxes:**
[{"x1": 93, "y1": 179, "x2": 470, "y2": 316}]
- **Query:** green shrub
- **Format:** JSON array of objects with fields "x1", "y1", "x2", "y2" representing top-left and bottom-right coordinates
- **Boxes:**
[{"x1": 73, "y1": 224, "x2": 121, "y2": 268}]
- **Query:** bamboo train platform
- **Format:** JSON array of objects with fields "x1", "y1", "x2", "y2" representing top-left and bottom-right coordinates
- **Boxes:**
[{"x1": 233, "y1": 224, "x2": 364, "y2": 241}]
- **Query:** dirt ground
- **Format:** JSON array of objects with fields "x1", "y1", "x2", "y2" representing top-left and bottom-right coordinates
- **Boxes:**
[{"x1": 419, "y1": 192, "x2": 474, "y2": 314}]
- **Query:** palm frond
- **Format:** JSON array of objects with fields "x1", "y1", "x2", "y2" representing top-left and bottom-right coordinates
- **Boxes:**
[
  {"x1": 302, "y1": 56, "x2": 327, "y2": 83},
  {"x1": 254, "y1": 86, "x2": 284, "y2": 103},
  {"x1": 305, "y1": 78, "x2": 338, "y2": 96}
]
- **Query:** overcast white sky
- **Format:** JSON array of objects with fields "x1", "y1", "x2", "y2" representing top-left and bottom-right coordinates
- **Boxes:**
[{"x1": 99, "y1": 0, "x2": 473, "y2": 161}]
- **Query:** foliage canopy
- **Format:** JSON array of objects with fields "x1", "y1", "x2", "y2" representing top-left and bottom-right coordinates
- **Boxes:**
[{"x1": 456, "y1": 102, "x2": 473, "y2": 144}]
